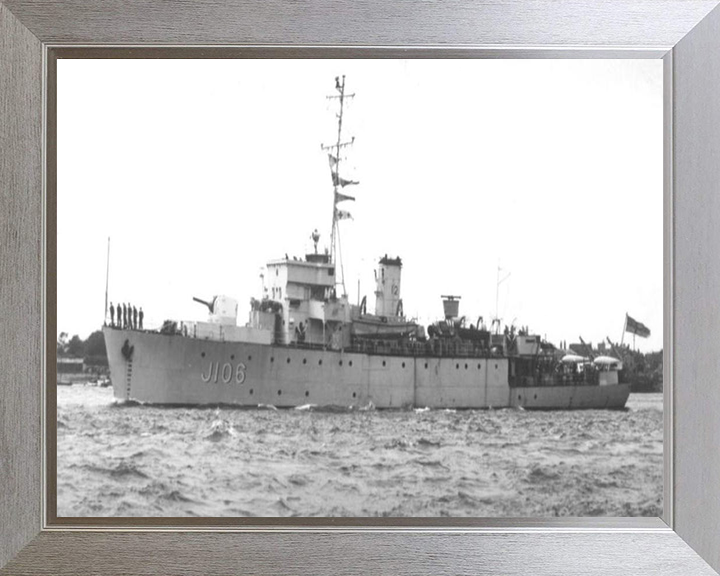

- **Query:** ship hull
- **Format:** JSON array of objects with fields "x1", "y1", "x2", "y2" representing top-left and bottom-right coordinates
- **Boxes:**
[
  {"x1": 104, "y1": 327, "x2": 629, "y2": 409},
  {"x1": 511, "y1": 383, "x2": 630, "y2": 410}
]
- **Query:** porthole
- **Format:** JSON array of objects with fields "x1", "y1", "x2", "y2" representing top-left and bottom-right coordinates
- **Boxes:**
[
  {"x1": 248, "y1": 355, "x2": 252, "y2": 361},
  {"x1": 201, "y1": 352, "x2": 206, "y2": 358},
  {"x1": 271, "y1": 357, "x2": 274, "y2": 363},
  {"x1": 518, "y1": 395, "x2": 521, "y2": 400},
  {"x1": 305, "y1": 391, "x2": 309, "y2": 397},
  {"x1": 319, "y1": 359, "x2": 323, "y2": 365},
  {"x1": 286, "y1": 358, "x2": 291, "y2": 364},
  {"x1": 478, "y1": 363, "x2": 481, "y2": 369},
  {"x1": 402, "y1": 362, "x2": 406, "y2": 368},
  {"x1": 424, "y1": 363, "x2": 428, "y2": 369},
  {"x1": 495, "y1": 363, "x2": 498, "y2": 369},
  {"x1": 278, "y1": 390, "x2": 282, "y2": 396},
  {"x1": 534, "y1": 394, "x2": 538, "y2": 400},
  {"x1": 382, "y1": 360, "x2": 386, "y2": 367},
  {"x1": 339, "y1": 360, "x2": 343, "y2": 366},
  {"x1": 456, "y1": 363, "x2": 459, "y2": 369},
  {"x1": 464, "y1": 363, "x2": 468, "y2": 369},
  {"x1": 352, "y1": 392, "x2": 357, "y2": 398},
  {"x1": 349, "y1": 360, "x2": 353, "y2": 367},
  {"x1": 230, "y1": 354, "x2": 235, "y2": 360},
  {"x1": 249, "y1": 388, "x2": 254, "y2": 395},
  {"x1": 303, "y1": 358, "x2": 307, "y2": 364}
]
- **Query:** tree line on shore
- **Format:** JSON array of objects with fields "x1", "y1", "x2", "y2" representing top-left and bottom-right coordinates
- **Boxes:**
[
  {"x1": 57, "y1": 331, "x2": 107, "y2": 368},
  {"x1": 622, "y1": 348, "x2": 663, "y2": 393}
]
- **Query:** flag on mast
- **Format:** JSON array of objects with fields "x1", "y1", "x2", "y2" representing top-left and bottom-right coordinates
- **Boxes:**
[
  {"x1": 330, "y1": 171, "x2": 359, "y2": 187},
  {"x1": 335, "y1": 190, "x2": 355, "y2": 203},
  {"x1": 624, "y1": 313, "x2": 651, "y2": 338}
]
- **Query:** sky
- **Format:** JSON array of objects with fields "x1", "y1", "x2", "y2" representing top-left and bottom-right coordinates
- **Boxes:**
[{"x1": 57, "y1": 59, "x2": 663, "y2": 351}]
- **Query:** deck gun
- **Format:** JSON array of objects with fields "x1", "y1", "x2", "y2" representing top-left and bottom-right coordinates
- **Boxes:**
[{"x1": 192, "y1": 296, "x2": 217, "y2": 314}]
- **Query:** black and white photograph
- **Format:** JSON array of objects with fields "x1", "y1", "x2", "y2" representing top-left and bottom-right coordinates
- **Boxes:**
[{"x1": 56, "y1": 58, "x2": 663, "y2": 518}]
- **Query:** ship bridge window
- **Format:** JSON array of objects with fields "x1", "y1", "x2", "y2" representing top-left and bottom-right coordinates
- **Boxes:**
[{"x1": 328, "y1": 267, "x2": 335, "y2": 276}]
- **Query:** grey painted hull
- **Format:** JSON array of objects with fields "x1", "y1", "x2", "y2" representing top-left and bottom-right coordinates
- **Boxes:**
[
  {"x1": 511, "y1": 383, "x2": 631, "y2": 410},
  {"x1": 104, "y1": 327, "x2": 630, "y2": 409}
]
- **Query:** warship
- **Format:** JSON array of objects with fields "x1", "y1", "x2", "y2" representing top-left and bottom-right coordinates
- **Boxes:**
[{"x1": 103, "y1": 76, "x2": 630, "y2": 410}]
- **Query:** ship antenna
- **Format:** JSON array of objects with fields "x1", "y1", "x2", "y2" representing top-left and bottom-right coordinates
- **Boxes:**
[
  {"x1": 494, "y1": 263, "x2": 511, "y2": 334},
  {"x1": 104, "y1": 236, "x2": 110, "y2": 325},
  {"x1": 321, "y1": 75, "x2": 356, "y2": 297},
  {"x1": 311, "y1": 228, "x2": 320, "y2": 254}
]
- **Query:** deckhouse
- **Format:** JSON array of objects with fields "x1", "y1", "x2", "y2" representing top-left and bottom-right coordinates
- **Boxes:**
[{"x1": 262, "y1": 253, "x2": 351, "y2": 347}]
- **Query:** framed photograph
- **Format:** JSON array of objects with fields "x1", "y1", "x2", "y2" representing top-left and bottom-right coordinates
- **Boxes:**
[
  {"x1": 2, "y1": 1, "x2": 720, "y2": 575},
  {"x1": 54, "y1": 56, "x2": 664, "y2": 522}
]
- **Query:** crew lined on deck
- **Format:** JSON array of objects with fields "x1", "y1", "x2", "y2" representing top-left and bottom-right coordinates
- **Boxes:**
[{"x1": 108, "y1": 301, "x2": 144, "y2": 330}]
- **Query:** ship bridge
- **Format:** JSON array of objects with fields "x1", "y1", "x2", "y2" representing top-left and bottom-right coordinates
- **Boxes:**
[
  {"x1": 261, "y1": 254, "x2": 351, "y2": 347},
  {"x1": 266, "y1": 255, "x2": 335, "y2": 301}
]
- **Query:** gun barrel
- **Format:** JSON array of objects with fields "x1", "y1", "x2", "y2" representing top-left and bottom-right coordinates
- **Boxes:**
[{"x1": 192, "y1": 296, "x2": 214, "y2": 312}]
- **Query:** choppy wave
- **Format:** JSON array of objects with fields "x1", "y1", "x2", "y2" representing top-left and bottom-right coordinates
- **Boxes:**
[{"x1": 56, "y1": 386, "x2": 662, "y2": 517}]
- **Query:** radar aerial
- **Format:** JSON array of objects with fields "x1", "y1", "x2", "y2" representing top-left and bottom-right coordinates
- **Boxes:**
[{"x1": 311, "y1": 228, "x2": 321, "y2": 254}]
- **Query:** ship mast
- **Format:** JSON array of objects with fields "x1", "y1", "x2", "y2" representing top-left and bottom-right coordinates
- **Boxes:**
[
  {"x1": 104, "y1": 236, "x2": 110, "y2": 324},
  {"x1": 321, "y1": 75, "x2": 356, "y2": 297},
  {"x1": 493, "y1": 263, "x2": 511, "y2": 333}
]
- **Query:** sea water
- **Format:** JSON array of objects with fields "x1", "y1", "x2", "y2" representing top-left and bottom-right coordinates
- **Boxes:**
[{"x1": 57, "y1": 386, "x2": 662, "y2": 517}]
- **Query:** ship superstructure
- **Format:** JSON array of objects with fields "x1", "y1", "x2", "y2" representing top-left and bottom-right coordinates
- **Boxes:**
[{"x1": 102, "y1": 77, "x2": 630, "y2": 410}]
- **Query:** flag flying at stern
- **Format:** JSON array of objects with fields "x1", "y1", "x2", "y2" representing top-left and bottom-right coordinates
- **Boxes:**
[{"x1": 624, "y1": 314, "x2": 651, "y2": 338}]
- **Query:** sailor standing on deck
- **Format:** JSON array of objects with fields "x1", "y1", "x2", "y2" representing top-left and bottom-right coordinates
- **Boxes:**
[
  {"x1": 133, "y1": 306, "x2": 138, "y2": 330},
  {"x1": 123, "y1": 303, "x2": 128, "y2": 329},
  {"x1": 109, "y1": 302, "x2": 115, "y2": 327},
  {"x1": 139, "y1": 307, "x2": 144, "y2": 330}
]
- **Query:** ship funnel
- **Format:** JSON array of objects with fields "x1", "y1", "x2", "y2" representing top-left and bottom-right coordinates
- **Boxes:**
[
  {"x1": 441, "y1": 295, "x2": 461, "y2": 320},
  {"x1": 374, "y1": 255, "x2": 403, "y2": 317}
]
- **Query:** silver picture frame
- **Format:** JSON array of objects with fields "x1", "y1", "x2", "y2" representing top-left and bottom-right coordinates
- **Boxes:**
[{"x1": 2, "y1": 1, "x2": 720, "y2": 574}]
